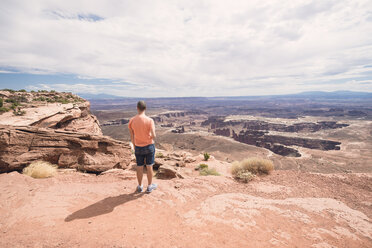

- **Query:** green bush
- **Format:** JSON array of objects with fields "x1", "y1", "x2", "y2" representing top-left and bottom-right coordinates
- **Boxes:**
[
  {"x1": 10, "y1": 102, "x2": 20, "y2": 110},
  {"x1": 0, "y1": 98, "x2": 3, "y2": 107},
  {"x1": 203, "y1": 152, "x2": 210, "y2": 161},
  {"x1": 1, "y1": 88, "x2": 15, "y2": 93},
  {"x1": 18, "y1": 89, "x2": 26, "y2": 92},
  {"x1": 196, "y1": 164, "x2": 208, "y2": 170},
  {"x1": 33, "y1": 97, "x2": 46, "y2": 101},
  {"x1": 5, "y1": 98, "x2": 17, "y2": 103},
  {"x1": 58, "y1": 99, "x2": 69, "y2": 104},
  {"x1": 0, "y1": 107, "x2": 9, "y2": 113}
]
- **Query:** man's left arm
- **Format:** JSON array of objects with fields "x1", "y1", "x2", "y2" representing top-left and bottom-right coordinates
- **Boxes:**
[{"x1": 150, "y1": 119, "x2": 156, "y2": 139}]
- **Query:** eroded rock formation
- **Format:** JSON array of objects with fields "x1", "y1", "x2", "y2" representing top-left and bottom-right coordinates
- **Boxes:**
[
  {"x1": 152, "y1": 110, "x2": 207, "y2": 123},
  {"x1": 204, "y1": 116, "x2": 349, "y2": 132},
  {"x1": 208, "y1": 115, "x2": 346, "y2": 157},
  {"x1": 31, "y1": 101, "x2": 102, "y2": 135},
  {"x1": 229, "y1": 129, "x2": 341, "y2": 157},
  {"x1": 0, "y1": 91, "x2": 102, "y2": 135},
  {"x1": 101, "y1": 118, "x2": 129, "y2": 126},
  {"x1": 0, "y1": 125, "x2": 131, "y2": 173}
]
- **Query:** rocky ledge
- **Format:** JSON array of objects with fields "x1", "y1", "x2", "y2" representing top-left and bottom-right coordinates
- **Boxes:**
[
  {"x1": 0, "y1": 90, "x2": 102, "y2": 135},
  {"x1": 0, "y1": 125, "x2": 131, "y2": 173}
]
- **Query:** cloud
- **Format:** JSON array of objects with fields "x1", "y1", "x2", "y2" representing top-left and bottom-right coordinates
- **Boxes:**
[
  {"x1": 45, "y1": 10, "x2": 104, "y2": 22},
  {"x1": 0, "y1": 0, "x2": 372, "y2": 96}
]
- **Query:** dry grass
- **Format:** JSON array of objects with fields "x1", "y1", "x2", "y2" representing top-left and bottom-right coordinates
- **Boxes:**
[
  {"x1": 231, "y1": 158, "x2": 274, "y2": 182},
  {"x1": 156, "y1": 152, "x2": 165, "y2": 158},
  {"x1": 235, "y1": 170, "x2": 255, "y2": 182},
  {"x1": 200, "y1": 168, "x2": 220, "y2": 176},
  {"x1": 22, "y1": 161, "x2": 58, "y2": 179},
  {"x1": 195, "y1": 163, "x2": 220, "y2": 176}
]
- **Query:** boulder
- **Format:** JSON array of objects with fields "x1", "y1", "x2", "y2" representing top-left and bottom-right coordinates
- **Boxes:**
[
  {"x1": 156, "y1": 164, "x2": 185, "y2": 179},
  {"x1": 0, "y1": 125, "x2": 131, "y2": 173}
]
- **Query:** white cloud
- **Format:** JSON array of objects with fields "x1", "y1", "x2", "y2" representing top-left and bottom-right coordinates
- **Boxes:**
[{"x1": 1, "y1": 0, "x2": 372, "y2": 96}]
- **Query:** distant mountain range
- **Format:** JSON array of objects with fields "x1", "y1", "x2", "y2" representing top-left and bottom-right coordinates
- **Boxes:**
[
  {"x1": 80, "y1": 91, "x2": 372, "y2": 100},
  {"x1": 78, "y1": 93, "x2": 127, "y2": 100}
]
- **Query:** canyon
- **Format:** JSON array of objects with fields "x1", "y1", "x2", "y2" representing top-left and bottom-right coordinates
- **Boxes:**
[{"x1": 1, "y1": 90, "x2": 371, "y2": 248}]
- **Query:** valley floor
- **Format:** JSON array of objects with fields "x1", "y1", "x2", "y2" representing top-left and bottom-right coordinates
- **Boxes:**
[{"x1": 1, "y1": 170, "x2": 371, "y2": 248}]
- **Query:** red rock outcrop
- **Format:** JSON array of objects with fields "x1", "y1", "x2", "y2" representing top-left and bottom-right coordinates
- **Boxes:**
[
  {"x1": 0, "y1": 91, "x2": 102, "y2": 135},
  {"x1": 0, "y1": 125, "x2": 131, "y2": 173},
  {"x1": 31, "y1": 101, "x2": 102, "y2": 135}
]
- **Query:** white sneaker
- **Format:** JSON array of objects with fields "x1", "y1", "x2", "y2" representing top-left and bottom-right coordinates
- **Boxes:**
[
  {"x1": 146, "y1": 183, "x2": 158, "y2": 193},
  {"x1": 136, "y1": 185, "x2": 143, "y2": 193}
]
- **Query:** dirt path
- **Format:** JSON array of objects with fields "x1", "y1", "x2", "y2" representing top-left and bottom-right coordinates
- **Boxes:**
[{"x1": 0, "y1": 170, "x2": 371, "y2": 248}]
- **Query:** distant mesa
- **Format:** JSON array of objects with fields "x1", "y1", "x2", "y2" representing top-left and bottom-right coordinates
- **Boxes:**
[{"x1": 205, "y1": 116, "x2": 346, "y2": 157}]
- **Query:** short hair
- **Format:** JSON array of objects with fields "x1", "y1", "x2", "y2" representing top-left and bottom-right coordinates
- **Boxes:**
[{"x1": 137, "y1": 100, "x2": 146, "y2": 111}]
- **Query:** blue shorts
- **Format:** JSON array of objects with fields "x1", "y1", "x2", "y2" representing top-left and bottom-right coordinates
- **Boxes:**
[{"x1": 135, "y1": 144, "x2": 155, "y2": 166}]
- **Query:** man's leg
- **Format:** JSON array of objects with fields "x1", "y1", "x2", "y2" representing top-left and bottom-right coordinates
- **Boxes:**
[
  {"x1": 136, "y1": 166, "x2": 144, "y2": 186},
  {"x1": 146, "y1": 165, "x2": 153, "y2": 185}
]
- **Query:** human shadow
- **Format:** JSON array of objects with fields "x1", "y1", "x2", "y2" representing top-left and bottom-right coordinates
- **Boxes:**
[{"x1": 65, "y1": 192, "x2": 144, "y2": 222}]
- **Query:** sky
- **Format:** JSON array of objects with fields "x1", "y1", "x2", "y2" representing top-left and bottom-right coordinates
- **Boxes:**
[{"x1": 0, "y1": 0, "x2": 372, "y2": 97}]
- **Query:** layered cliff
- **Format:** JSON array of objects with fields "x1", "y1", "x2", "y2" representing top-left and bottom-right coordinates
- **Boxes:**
[
  {"x1": 0, "y1": 90, "x2": 102, "y2": 134},
  {"x1": 0, "y1": 90, "x2": 130, "y2": 173}
]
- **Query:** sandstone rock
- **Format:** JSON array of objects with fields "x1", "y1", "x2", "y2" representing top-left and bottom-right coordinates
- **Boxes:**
[
  {"x1": 184, "y1": 156, "x2": 196, "y2": 163},
  {"x1": 156, "y1": 164, "x2": 185, "y2": 179},
  {"x1": 154, "y1": 158, "x2": 165, "y2": 170},
  {"x1": 31, "y1": 101, "x2": 102, "y2": 135},
  {"x1": 100, "y1": 169, "x2": 136, "y2": 180},
  {"x1": 0, "y1": 125, "x2": 131, "y2": 173},
  {"x1": 0, "y1": 94, "x2": 101, "y2": 135},
  {"x1": 0, "y1": 90, "x2": 11, "y2": 98}
]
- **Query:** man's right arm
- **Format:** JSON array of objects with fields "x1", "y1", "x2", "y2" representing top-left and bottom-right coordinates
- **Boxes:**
[{"x1": 128, "y1": 120, "x2": 135, "y2": 147}]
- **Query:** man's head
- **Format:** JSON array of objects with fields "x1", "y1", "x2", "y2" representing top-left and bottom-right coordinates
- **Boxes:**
[{"x1": 137, "y1": 100, "x2": 146, "y2": 113}]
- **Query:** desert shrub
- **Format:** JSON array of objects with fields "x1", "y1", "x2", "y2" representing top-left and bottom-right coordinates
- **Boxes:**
[
  {"x1": 195, "y1": 163, "x2": 220, "y2": 175},
  {"x1": 22, "y1": 161, "x2": 58, "y2": 178},
  {"x1": 195, "y1": 163, "x2": 208, "y2": 170},
  {"x1": 203, "y1": 152, "x2": 210, "y2": 161},
  {"x1": 1, "y1": 88, "x2": 15, "y2": 93},
  {"x1": 231, "y1": 158, "x2": 274, "y2": 181},
  {"x1": 0, "y1": 107, "x2": 9, "y2": 113},
  {"x1": 13, "y1": 108, "x2": 26, "y2": 116},
  {"x1": 58, "y1": 98, "x2": 69, "y2": 104},
  {"x1": 33, "y1": 96, "x2": 46, "y2": 101},
  {"x1": 18, "y1": 89, "x2": 26, "y2": 92},
  {"x1": 200, "y1": 167, "x2": 220, "y2": 176},
  {"x1": 0, "y1": 98, "x2": 3, "y2": 107},
  {"x1": 156, "y1": 152, "x2": 164, "y2": 158},
  {"x1": 10, "y1": 102, "x2": 20, "y2": 110},
  {"x1": 5, "y1": 98, "x2": 18, "y2": 104},
  {"x1": 235, "y1": 170, "x2": 255, "y2": 183}
]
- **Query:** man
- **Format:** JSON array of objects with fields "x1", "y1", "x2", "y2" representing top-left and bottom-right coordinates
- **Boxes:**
[{"x1": 128, "y1": 100, "x2": 158, "y2": 193}]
